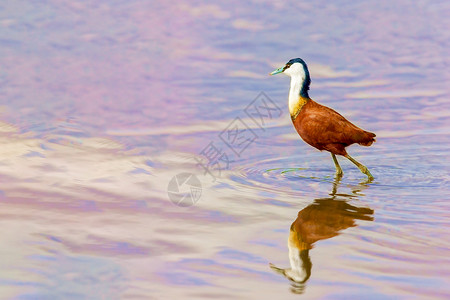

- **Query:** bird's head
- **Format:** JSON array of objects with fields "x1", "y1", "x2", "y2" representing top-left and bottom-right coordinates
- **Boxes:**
[
  {"x1": 270, "y1": 58, "x2": 310, "y2": 77},
  {"x1": 270, "y1": 58, "x2": 311, "y2": 97}
]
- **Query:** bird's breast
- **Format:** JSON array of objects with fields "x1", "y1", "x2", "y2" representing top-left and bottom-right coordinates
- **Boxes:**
[
  {"x1": 291, "y1": 102, "x2": 326, "y2": 150},
  {"x1": 289, "y1": 96, "x2": 309, "y2": 120}
]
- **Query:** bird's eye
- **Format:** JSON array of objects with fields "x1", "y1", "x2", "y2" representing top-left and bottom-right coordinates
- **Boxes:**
[{"x1": 283, "y1": 63, "x2": 291, "y2": 71}]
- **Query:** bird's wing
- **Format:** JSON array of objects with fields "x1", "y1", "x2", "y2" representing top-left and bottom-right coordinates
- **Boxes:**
[{"x1": 301, "y1": 104, "x2": 369, "y2": 146}]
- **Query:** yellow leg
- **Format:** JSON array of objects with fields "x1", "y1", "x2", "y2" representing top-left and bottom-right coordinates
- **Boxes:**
[
  {"x1": 330, "y1": 172, "x2": 342, "y2": 196},
  {"x1": 345, "y1": 154, "x2": 374, "y2": 180},
  {"x1": 331, "y1": 153, "x2": 343, "y2": 176}
]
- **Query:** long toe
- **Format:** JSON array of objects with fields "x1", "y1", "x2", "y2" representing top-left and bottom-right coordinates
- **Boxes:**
[{"x1": 362, "y1": 167, "x2": 374, "y2": 180}]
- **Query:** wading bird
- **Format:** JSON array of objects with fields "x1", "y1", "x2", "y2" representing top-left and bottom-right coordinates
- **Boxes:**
[{"x1": 270, "y1": 58, "x2": 376, "y2": 179}]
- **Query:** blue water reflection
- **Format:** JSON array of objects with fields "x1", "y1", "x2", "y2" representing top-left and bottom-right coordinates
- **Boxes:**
[{"x1": 0, "y1": 0, "x2": 449, "y2": 299}]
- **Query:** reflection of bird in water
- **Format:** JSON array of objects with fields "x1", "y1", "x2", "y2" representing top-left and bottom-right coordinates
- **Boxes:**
[
  {"x1": 270, "y1": 178, "x2": 374, "y2": 293},
  {"x1": 270, "y1": 58, "x2": 376, "y2": 179}
]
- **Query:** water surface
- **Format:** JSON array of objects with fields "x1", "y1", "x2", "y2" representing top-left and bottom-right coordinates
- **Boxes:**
[{"x1": 0, "y1": 0, "x2": 449, "y2": 299}]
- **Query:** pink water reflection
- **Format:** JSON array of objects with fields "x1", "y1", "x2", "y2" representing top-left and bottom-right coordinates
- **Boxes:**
[{"x1": 0, "y1": 0, "x2": 449, "y2": 299}]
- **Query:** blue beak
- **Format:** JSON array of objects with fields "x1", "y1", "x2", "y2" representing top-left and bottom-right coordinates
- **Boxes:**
[{"x1": 270, "y1": 66, "x2": 284, "y2": 75}]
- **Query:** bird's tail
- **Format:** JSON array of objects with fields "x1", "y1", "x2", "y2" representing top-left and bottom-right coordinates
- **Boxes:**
[{"x1": 358, "y1": 131, "x2": 376, "y2": 146}]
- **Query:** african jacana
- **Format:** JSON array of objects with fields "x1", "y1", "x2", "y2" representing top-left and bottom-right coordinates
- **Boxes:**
[{"x1": 270, "y1": 58, "x2": 376, "y2": 179}]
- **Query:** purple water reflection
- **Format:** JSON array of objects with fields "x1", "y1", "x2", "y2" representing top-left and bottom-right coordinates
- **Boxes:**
[{"x1": 0, "y1": 0, "x2": 449, "y2": 299}]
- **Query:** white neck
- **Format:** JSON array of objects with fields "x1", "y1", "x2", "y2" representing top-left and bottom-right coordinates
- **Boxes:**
[
  {"x1": 288, "y1": 73, "x2": 303, "y2": 115},
  {"x1": 285, "y1": 243, "x2": 307, "y2": 282}
]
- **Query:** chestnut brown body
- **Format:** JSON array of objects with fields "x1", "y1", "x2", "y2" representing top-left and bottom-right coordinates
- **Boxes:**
[
  {"x1": 292, "y1": 98, "x2": 376, "y2": 156},
  {"x1": 291, "y1": 197, "x2": 374, "y2": 247}
]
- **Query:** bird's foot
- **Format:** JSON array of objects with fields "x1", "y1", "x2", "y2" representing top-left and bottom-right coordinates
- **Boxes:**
[
  {"x1": 335, "y1": 170, "x2": 343, "y2": 178},
  {"x1": 344, "y1": 154, "x2": 374, "y2": 181},
  {"x1": 360, "y1": 166, "x2": 374, "y2": 181}
]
